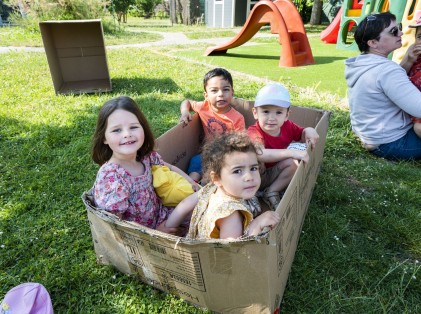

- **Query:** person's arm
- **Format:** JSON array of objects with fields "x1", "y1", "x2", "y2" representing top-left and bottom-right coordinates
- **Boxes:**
[
  {"x1": 216, "y1": 211, "x2": 244, "y2": 239},
  {"x1": 165, "y1": 192, "x2": 198, "y2": 228},
  {"x1": 246, "y1": 211, "x2": 280, "y2": 236},
  {"x1": 400, "y1": 43, "x2": 421, "y2": 73},
  {"x1": 382, "y1": 64, "x2": 421, "y2": 117},
  {"x1": 301, "y1": 127, "x2": 319, "y2": 150},
  {"x1": 163, "y1": 161, "x2": 200, "y2": 191},
  {"x1": 258, "y1": 148, "x2": 309, "y2": 164},
  {"x1": 180, "y1": 99, "x2": 193, "y2": 125}
]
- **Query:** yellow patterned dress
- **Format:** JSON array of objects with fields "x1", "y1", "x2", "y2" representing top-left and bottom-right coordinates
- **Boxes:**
[{"x1": 187, "y1": 183, "x2": 258, "y2": 239}]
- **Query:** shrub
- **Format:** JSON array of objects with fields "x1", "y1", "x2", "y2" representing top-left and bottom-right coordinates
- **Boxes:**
[
  {"x1": 135, "y1": 0, "x2": 162, "y2": 18},
  {"x1": 5, "y1": 0, "x2": 110, "y2": 30}
]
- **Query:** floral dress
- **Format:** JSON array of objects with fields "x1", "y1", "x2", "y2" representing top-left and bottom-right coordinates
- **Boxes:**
[
  {"x1": 93, "y1": 151, "x2": 171, "y2": 229},
  {"x1": 187, "y1": 183, "x2": 256, "y2": 239}
]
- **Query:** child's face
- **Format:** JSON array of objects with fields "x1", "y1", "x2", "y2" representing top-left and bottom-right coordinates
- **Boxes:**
[
  {"x1": 104, "y1": 109, "x2": 144, "y2": 160},
  {"x1": 252, "y1": 105, "x2": 289, "y2": 136},
  {"x1": 212, "y1": 151, "x2": 261, "y2": 200},
  {"x1": 416, "y1": 28, "x2": 421, "y2": 44},
  {"x1": 204, "y1": 76, "x2": 234, "y2": 114}
]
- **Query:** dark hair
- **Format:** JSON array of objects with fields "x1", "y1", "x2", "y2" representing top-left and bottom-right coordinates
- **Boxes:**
[
  {"x1": 91, "y1": 96, "x2": 155, "y2": 165},
  {"x1": 354, "y1": 12, "x2": 396, "y2": 53},
  {"x1": 201, "y1": 132, "x2": 259, "y2": 182},
  {"x1": 203, "y1": 67, "x2": 233, "y2": 91}
]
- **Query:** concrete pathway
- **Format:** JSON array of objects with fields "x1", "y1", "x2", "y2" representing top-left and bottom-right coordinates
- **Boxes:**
[{"x1": 0, "y1": 30, "x2": 277, "y2": 53}]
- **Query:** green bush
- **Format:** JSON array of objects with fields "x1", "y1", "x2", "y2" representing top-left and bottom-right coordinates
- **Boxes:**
[
  {"x1": 135, "y1": 0, "x2": 162, "y2": 18},
  {"x1": 6, "y1": 0, "x2": 110, "y2": 30}
]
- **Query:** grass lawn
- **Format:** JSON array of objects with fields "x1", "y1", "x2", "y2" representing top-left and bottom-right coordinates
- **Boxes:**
[
  {"x1": 0, "y1": 17, "x2": 420, "y2": 313},
  {"x1": 173, "y1": 36, "x2": 356, "y2": 97}
]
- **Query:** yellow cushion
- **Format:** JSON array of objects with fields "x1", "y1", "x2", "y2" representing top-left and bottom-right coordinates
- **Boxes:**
[{"x1": 152, "y1": 165, "x2": 194, "y2": 207}]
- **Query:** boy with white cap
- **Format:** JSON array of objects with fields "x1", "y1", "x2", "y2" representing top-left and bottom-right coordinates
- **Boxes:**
[{"x1": 247, "y1": 83, "x2": 319, "y2": 211}]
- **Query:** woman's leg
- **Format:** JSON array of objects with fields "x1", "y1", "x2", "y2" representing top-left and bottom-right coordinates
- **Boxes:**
[{"x1": 371, "y1": 129, "x2": 421, "y2": 160}]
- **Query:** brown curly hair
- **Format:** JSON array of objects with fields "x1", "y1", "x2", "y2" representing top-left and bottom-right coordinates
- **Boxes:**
[{"x1": 201, "y1": 131, "x2": 261, "y2": 182}]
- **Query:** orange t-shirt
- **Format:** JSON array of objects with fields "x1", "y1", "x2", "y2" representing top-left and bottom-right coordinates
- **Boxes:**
[{"x1": 191, "y1": 100, "x2": 245, "y2": 138}]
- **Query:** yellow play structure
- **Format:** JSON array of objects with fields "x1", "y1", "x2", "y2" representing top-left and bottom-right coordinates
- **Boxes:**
[{"x1": 393, "y1": 0, "x2": 421, "y2": 63}]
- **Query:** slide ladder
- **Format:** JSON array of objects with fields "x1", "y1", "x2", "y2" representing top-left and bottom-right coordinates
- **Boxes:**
[{"x1": 204, "y1": 0, "x2": 314, "y2": 67}]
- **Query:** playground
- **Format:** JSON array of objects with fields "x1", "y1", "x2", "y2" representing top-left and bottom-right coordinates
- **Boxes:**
[{"x1": 0, "y1": 0, "x2": 421, "y2": 312}]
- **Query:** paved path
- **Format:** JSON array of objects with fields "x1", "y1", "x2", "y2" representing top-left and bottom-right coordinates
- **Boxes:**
[{"x1": 0, "y1": 30, "x2": 277, "y2": 53}]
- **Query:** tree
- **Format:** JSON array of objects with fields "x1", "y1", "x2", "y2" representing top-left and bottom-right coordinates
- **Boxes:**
[
  {"x1": 111, "y1": 0, "x2": 135, "y2": 23},
  {"x1": 309, "y1": 0, "x2": 323, "y2": 25},
  {"x1": 135, "y1": 0, "x2": 162, "y2": 18}
]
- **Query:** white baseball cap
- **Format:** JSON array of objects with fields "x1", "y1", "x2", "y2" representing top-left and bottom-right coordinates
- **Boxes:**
[{"x1": 254, "y1": 83, "x2": 291, "y2": 108}]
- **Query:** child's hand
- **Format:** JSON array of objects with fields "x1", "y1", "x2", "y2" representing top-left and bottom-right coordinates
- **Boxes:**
[
  {"x1": 303, "y1": 127, "x2": 319, "y2": 150},
  {"x1": 180, "y1": 112, "x2": 192, "y2": 125},
  {"x1": 180, "y1": 112, "x2": 191, "y2": 125},
  {"x1": 156, "y1": 220, "x2": 184, "y2": 236},
  {"x1": 247, "y1": 211, "x2": 280, "y2": 236},
  {"x1": 291, "y1": 150, "x2": 309, "y2": 164},
  {"x1": 406, "y1": 43, "x2": 421, "y2": 63},
  {"x1": 190, "y1": 181, "x2": 201, "y2": 192}
]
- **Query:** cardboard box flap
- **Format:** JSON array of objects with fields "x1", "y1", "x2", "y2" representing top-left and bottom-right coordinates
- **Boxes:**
[
  {"x1": 155, "y1": 114, "x2": 203, "y2": 171},
  {"x1": 40, "y1": 19, "x2": 106, "y2": 48}
]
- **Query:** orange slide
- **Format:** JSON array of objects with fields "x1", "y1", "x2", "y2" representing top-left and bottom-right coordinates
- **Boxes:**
[
  {"x1": 320, "y1": 7, "x2": 342, "y2": 44},
  {"x1": 204, "y1": 0, "x2": 314, "y2": 67}
]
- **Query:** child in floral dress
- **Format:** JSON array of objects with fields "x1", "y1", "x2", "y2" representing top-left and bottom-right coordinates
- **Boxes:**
[{"x1": 91, "y1": 96, "x2": 197, "y2": 235}]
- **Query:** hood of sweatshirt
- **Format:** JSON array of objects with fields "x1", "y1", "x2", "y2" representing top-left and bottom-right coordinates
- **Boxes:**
[{"x1": 345, "y1": 54, "x2": 388, "y2": 88}]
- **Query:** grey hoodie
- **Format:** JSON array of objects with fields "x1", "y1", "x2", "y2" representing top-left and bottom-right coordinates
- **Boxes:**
[{"x1": 345, "y1": 53, "x2": 421, "y2": 145}]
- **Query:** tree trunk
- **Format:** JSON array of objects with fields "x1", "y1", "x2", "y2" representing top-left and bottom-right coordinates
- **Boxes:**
[
  {"x1": 170, "y1": 0, "x2": 177, "y2": 24},
  {"x1": 309, "y1": 0, "x2": 323, "y2": 25}
]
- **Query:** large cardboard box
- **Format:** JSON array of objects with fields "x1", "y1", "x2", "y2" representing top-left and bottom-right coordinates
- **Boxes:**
[
  {"x1": 83, "y1": 98, "x2": 330, "y2": 313},
  {"x1": 39, "y1": 20, "x2": 112, "y2": 95}
]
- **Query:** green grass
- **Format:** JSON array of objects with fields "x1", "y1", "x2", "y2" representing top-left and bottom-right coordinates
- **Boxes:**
[
  {"x1": 1, "y1": 17, "x2": 420, "y2": 313},
  {"x1": 173, "y1": 36, "x2": 356, "y2": 97}
]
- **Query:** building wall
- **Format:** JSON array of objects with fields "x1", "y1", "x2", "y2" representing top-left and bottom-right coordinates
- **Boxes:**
[{"x1": 206, "y1": 0, "x2": 245, "y2": 28}]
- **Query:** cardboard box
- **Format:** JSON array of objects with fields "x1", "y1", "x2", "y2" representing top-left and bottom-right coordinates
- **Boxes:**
[
  {"x1": 82, "y1": 98, "x2": 330, "y2": 313},
  {"x1": 39, "y1": 20, "x2": 112, "y2": 95}
]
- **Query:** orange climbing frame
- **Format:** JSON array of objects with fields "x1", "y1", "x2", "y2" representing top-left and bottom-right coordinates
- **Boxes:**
[{"x1": 204, "y1": 0, "x2": 314, "y2": 67}]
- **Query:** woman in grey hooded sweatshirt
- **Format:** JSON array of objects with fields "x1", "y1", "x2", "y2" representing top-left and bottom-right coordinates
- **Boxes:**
[{"x1": 345, "y1": 11, "x2": 421, "y2": 160}]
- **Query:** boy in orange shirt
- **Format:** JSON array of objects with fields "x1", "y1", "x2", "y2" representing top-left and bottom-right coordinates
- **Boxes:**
[{"x1": 180, "y1": 68, "x2": 245, "y2": 183}]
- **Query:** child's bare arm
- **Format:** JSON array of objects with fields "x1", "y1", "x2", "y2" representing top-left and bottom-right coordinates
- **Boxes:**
[
  {"x1": 180, "y1": 100, "x2": 193, "y2": 125},
  {"x1": 301, "y1": 127, "x2": 319, "y2": 150},
  {"x1": 165, "y1": 192, "x2": 198, "y2": 228},
  {"x1": 246, "y1": 211, "x2": 280, "y2": 236},
  {"x1": 216, "y1": 211, "x2": 244, "y2": 239},
  {"x1": 258, "y1": 148, "x2": 309, "y2": 164}
]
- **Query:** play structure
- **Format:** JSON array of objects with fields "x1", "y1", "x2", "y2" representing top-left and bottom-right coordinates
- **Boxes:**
[
  {"x1": 393, "y1": 1, "x2": 421, "y2": 63},
  {"x1": 320, "y1": 6, "x2": 344, "y2": 44},
  {"x1": 205, "y1": 0, "x2": 314, "y2": 67},
  {"x1": 320, "y1": 0, "x2": 421, "y2": 59}
]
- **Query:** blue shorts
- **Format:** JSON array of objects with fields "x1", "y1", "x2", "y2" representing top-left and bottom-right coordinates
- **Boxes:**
[
  {"x1": 187, "y1": 154, "x2": 202, "y2": 175},
  {"x1": 371, "y1": 128, "x2": 421, "y2": 160}
]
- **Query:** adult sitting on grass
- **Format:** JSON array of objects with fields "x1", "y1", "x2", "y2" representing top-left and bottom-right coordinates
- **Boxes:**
[{"x1": 345, "y1": 12, "x2": 421, "y2": 160}]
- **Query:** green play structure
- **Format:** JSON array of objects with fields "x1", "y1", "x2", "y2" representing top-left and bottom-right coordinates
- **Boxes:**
[{"x1": 336, "y1": 0, "x2": 409, "y2": 51}]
